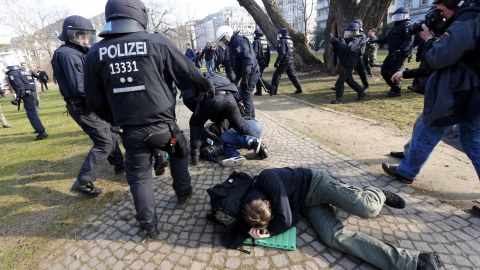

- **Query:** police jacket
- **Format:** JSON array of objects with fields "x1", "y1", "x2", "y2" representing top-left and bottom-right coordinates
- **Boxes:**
[
  {"x1": 83, "y1": 31, "x2": 214, "y2": 126},
  {"x1": 332, "y1": 36, "x2": 362, "y2": 69},
  {"x1": 7, "y1": 69, "x2": 36, "y2": 95},
  {"x1": 51, "y1": 42, "x2": 87, "y2": 100},
  {"x1": 216, "y1": 46, "x2": 231, "y2": 67},
  {"x1": 374, "y1": 20, "x2": 414, "y2": 56},
  {"x1": 221, "y1": 167, "x2": 313, "y2": 249},
  {"x1": 423, "y1": 3, "x2": 480, "y2": 127},
  {"x1": 229, "y1": 34, "x2": 259, "y2": 78},
  {"x1": 185, "y1": 48, "x2": 196, "y2": 61},
  {"x1": 276, "y1": 38, "x2": 294, "y2": 64},
  {"x1": 252, "y1": 38, "x2": 270, "y2": 67}
]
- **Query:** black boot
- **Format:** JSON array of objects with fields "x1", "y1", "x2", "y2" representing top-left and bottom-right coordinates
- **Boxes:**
[
  {"x1": 70, "y1": 179, "x2": 102, "y2": 197},
  {"x1": 191, "y1": 149, "x2": 200, "y2": 166},
  {"x1": 154, "y1": 154, "x2": 168, "y2": 176}
]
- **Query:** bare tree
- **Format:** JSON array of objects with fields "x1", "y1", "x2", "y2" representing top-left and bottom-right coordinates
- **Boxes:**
[
  {"x1": 237, "y1": 0, "x2": 322, "y2": 70},
  {"x1": 301, "y1": 0, "x2": 315, "y2": 35},
  {"x1": 145, "y1": 0, "x2": 176, "y2": 38},
  {"x1": 324, "y1": 0, "x2": 393, "y2": 72}
]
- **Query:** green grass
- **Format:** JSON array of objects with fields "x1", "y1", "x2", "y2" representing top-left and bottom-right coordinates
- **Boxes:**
[
  {"x1": 261, "y1": 51, "x2": 424, "y2": 130},
  {"x1": 0, "y1": 88, "x2": 128, "y2": 269}
]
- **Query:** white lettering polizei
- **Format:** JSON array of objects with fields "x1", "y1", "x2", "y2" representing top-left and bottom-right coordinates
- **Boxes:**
[{"x1": 99, "y1": 41, "x2": 148, "y2": 61}]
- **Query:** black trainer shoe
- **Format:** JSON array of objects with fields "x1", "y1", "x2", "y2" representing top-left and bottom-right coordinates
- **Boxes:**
[
  {"x1": 330, "y1": 87, "x2": 338, "y2": 91},
  {"x1": 382, "y1": 163, "x2": 414, "y2": 184},
  {"x1": 390, "y1": 151, "x2": 405, "y2": 159},
  {"x1": 249, "y1": 138, "x2": 262, "y2": 153},
  {"x1": 144, "y1": 226, "x2": 159, "y2": 239},
  {"x1": 382, "y1": 190, "x2": 406, "y2": 209},
  {"x1": 254, "y1": 91, "x2": 262, "y2": 96},
  {"x1": 387, "y1": 91, "x2": 401, "y2": 97},
  {"x1": 408, "y1": 84, "x2": 418, "y2": 91},
  {"x1": 176, "y1": 193, "x2": 192, "y2": 208},
  {"x1": 114, "y1": 164, "x2": 125, "y2": 174},
  {"x1": 417, "y1": 252, "x2": 441, "y2": 270},
  {"x1": 331, "y1": 98, "x2": 342, "y2": 104},
  {"x1": 270, "y1": 86, "x2": 277, "y2": 96},
  {"x1": 258, "y1": 143, "x2": 268, "y2": 159},
  {"x1": 356, "y1": 92, "x2": 367, "y2": 101},
  {"x1": 294, "y1": 89, "x2": 303, "y2": 94},
  {"x1": 34, "y1": 131, "x2": 48, "y2": 141},
  {"x1": 154, "y1": 154, "x2": 168, "y2": 176},
  {"x1": 70, "y1": 179, "x2": 102, "y2": 197},
  {"x1": 472, "y1": 204, "x2": 480, "y2": 216}
]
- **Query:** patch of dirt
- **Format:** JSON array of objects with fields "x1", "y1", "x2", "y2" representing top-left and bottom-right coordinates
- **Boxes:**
[{"x1": 255, "y1": 94, "x2": 480, "y2": 211}]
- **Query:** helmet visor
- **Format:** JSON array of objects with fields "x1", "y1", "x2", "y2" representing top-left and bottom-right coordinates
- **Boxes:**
[
  {"x1": 344, "y1": 30, "x2": 359, "y2": 38},
  {"x1": 392, "y1": 13, "x2": 409, "y2": 22},
  {"x1": 67, "y1": 28, "x2": 96, "y2": 49}
]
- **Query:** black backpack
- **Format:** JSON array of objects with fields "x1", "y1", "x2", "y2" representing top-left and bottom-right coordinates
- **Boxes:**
[{"x1": 206, "y1": 171, "x2": 254, "y2": 226}]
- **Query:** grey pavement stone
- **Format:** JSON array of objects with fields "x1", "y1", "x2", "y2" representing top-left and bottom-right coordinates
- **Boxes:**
[{"x1": 33, "y1": 104, "x2": 480, "y2": 270}]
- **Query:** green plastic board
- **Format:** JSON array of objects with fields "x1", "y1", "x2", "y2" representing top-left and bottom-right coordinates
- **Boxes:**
[{"x1": 243, "y1": 227, "x2": 296, "y2": 250}]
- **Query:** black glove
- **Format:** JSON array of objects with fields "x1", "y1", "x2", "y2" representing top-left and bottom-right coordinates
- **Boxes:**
[
  {"x1": 330, "y1": 37, "x2": 339, "y2": 44},
  {"x1": 240, "y1": 77, "x2": 249, "y2": 89},
  {"x1": 274, "y1": 62, "x2": 279, "y2": 68}
]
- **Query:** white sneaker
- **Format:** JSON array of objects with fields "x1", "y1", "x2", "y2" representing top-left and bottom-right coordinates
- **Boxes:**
[{"x1": 221, "y1": 156, "x2": 246, "y2": 167}]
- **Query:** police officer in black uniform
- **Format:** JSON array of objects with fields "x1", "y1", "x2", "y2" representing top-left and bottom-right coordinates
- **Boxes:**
[
  {"x1": 215, "y1": 43, "x2": 235, "y2": 83},
  {"x1": 370, "y1": 7, "x2": 414, "y2": 97},
  {"x1": 216, "y1": 25, "x2": 260, "y2": 118},
  {"x1": 5, "y1": 59, "x2": 48, "y2": 140},
  {"x1": 330, "y1": 23, "x2": 366, "y2": 104},
  {"x1": 51, "y1": 15, "x2": 125, "y2": 197},
  {"x1": 271, "y1": 28, "x2": 303, "y2": 95},
  {"x1": 183, "y1": 72, "x2": 267, "y2": 165},
  {"x1": 83, "y1": 0, "x2": 214, "y2": 239},
  {"x1": 252, "y1": 29, "x2": 272, "y2": 96},
  {"x1": 352, "y1": 19, "x2": 370, "y2": 90}
]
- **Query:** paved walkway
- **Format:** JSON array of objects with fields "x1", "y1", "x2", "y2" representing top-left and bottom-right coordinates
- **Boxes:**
[{"x1": 38, "y1": 101, "x2": 480, "y2": 270}]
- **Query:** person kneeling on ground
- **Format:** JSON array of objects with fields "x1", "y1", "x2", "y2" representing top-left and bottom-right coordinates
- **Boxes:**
[
  {"x1": 200, "y1": 118, "x2": 267, "y2": 166},
  {"x1": 183, "y1": 72, "x2": 267, "y2": 166},
  {"x1": 223, "y1": 167, "x2": 441, "y2": 270}
]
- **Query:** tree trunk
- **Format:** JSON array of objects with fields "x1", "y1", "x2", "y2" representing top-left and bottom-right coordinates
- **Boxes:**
[
  {"x1": 324, "y1": 0, "x2": 393, "y2": 73},
  {"x1": 237, "y1": 0, "x2": 322, "y2": 71}
]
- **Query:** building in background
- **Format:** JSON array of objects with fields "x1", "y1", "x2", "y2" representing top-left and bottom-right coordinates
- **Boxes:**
[
  {"x1": 276, "y1": 0, "x2": 316, "y2": 41},
  {"x1": 194, "y1": 6, "x2": 257, "y2": 50}
]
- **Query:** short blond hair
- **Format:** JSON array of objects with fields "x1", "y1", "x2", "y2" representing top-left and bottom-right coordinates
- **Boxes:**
[{"x1": 242, "y1": 199, "x2": 271, "y2": 229}]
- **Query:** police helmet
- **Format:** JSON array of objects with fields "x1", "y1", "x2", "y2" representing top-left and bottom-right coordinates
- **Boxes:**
[
  {"x1": 344, "y1": 23, "x2": 360, "y2": 38},
  {"x1": 432, "y1": 0, "x2": 464, "y2": 10},
  {"x1": 352, "y1": 19, "x2": 364, "y2": 32},
  {"x1": 277, "y1": 28, "x2": 290, "y2": 40},
  {"x1": 254, "y1": 28, "x2": 264, "y2": 38},
  {"x1": 99, "y1": 0, "x2": 148, "y2": 37},
  {"x1": 58, "y1": 15, "x2": 96, "y2": 50},
  {"x1": 216, "y1": 25, "x2": 234, "y2": 49},
  {"x1": 392, "y1": 7, "x2": 410, "y2": 22},
  {"x1": 3, "y1": 57, "x2": 21, "y2": 71}
]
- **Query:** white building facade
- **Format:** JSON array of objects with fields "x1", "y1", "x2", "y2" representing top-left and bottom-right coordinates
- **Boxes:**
[{"x1": 276, "y1": 0, "x2": 316, "y2": 41}]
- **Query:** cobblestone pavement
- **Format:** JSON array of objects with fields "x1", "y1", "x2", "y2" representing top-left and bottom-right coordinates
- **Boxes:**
[{"x1": 38, "y1": 101, "x2": 480, "y2": 270}]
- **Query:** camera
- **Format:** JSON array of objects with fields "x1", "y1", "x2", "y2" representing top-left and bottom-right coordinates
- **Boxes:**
[{"x1": 407, "y1": 8, "x2": 444, "y2": 35}]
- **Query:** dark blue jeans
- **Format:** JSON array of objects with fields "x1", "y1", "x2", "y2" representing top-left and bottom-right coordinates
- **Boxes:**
[
  {"x1": 220, "y1": 120, "x2": 262, "y2": 158},
  {"x1": 397, "y1": 115, "x2": 480, "y2": 180},
  {"x1": 120, "y1": 122, "x2": 192, "y2": 228}
]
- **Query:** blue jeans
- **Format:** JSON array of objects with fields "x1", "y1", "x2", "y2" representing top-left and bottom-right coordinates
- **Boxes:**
[
  {"x1": 397, "y1": 115, "x2": 480, "y2": 180},
  {"x1": 206, "y1": 60, "x2": 215, "y2": 72},
  {"x1": 220, "y1": 120, "x2": 262, "y2": 158}
]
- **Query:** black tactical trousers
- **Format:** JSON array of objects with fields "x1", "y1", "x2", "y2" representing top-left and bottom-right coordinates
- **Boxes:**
[
  {"x1": 120, "y1": 122, "x2": 192, "y2": 229},
  {"x1": 356, "y1": 59, "x2": 370, "y2": 88},
  {"x1": 381, "y1": 53, "x2": 406, "y2": 93},
  {"x1": 189, "y1": 91, "x2": 259, "y2": 152},
  {"x1": 67, "y1": 104, "x2": 124, "y2": 182},
  {"x1": 255, "y1": 65, "x2": 272, "y2": 94},
  {"x1": 271, "y1": 61, "x2": 302, "y2": 91},
  {"x1": 23, "y1": 93, "x2": 45, "y2": 133},
  {"x1": 224, "y1": 64, "x2": 235, "y2": 83},
  {"x1": 335, "y1": 67, "x2": 365, "y2": 99},
  {"x1": 239, "y1": 71, "x2": 260, "y2": 118}
]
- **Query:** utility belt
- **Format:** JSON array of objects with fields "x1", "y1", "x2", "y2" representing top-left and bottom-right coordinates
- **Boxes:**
[{"x1": 65, "y1": 97, "x2": 86, "y2": 113}]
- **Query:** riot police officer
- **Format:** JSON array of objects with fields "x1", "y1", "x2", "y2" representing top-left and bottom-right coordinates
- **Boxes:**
[
  {"x1": 5, "y1": 58, "x2": 48, "y2": 140},
  {"x1": 216, "y1": 25, "x2": 260, "y2": 118},
  {"x1": 83, "y1": 0, "x2": 214, "y2": 239},
  {"x1": 352, "y1": 19, "x2": 370, "y2": 90},
  {"x1": 330, "y1": 23, "x2": 366, "y2": 104},
  {"x1": 252, "y1": 29, "x2": 272, "y2": 96},
  {"x1": 51, "y1": 15, "x2": 125, "y2": 198},
  {"x1": 370, "y1": 7, "x2": 414, "y2": 97},
  {"x1": 271, "y1": 28, "x2": 303, "y2": 95},
  {"x1": 183, "y1": 72, "x2": 267, "y2": 165}
]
